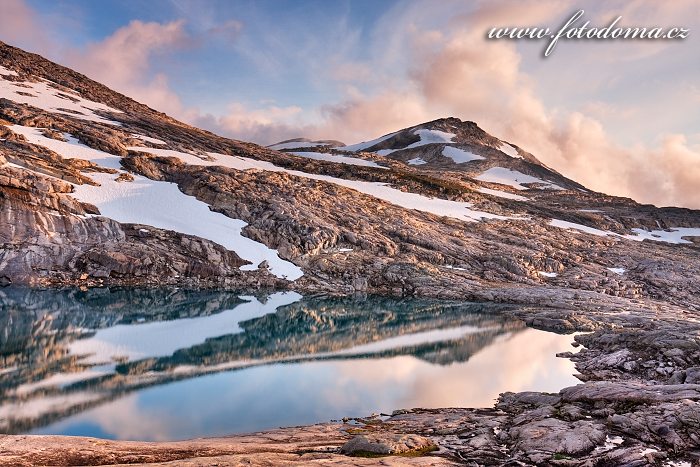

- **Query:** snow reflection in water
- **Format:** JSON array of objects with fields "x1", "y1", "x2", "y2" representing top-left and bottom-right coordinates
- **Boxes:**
[{"x1": 0, "y1": 287, "x2": 579, "y2": 440}]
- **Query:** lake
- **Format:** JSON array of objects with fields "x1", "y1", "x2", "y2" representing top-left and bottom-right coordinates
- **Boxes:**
[{"x1": 0, "y1": 287, "x2": 580, "y2": 441}]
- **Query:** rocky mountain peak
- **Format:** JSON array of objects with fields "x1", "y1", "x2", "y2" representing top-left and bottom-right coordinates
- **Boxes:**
[{"x1": 336, "y1": 116, "x2": 543, "y2": 169}]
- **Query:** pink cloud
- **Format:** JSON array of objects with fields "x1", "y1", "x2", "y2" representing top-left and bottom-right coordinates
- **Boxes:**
[
  {"x1": 192, "y1": 102, "x2": 309, "y2": 144},
  {"x1": 0, "y1": 0, "x2": 50, "y2": 53},
  {"x1": 64, "y1": 20, "x2": 191, "y2": 117}
]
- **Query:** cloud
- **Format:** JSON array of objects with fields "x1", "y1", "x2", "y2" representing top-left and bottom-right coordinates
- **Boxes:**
[
  {"x1": 64, "y1": 20, "x2": 191, "y2": 116},
  {"x1": 193, "y1": 102, "x2": 309, "y2": 144},
  {"x1": 0, "y1": 0, "x2": 51, "y2": 53}
]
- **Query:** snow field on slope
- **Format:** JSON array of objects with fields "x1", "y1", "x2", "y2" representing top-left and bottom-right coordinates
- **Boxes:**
[
  {"x1": 499, "y1": 142, "x2": 522, "y2": 158},
  {"x1": 129, "y1": 146, "x2": 517, "y2": 223},
  {"x1": 339, "y1": 131, "x2": 398, "y2": 152},
  {"x1": 0, "y1": 73, "x2": 122, "y2": 125},
  {"x1": 289, "y1": 151, "x2": 386, "y2": 168},
  {"x1": 477, "y1": 187, "x2": 528, "y2": 201},
  {"x1": 0, "y1": 65, "x2": 18, "y2": 76},
  {"x1": 550, "y1": 219, "x2": 700, "y2": 244},
  {"x1": 442, "y1": 146, "x2": 484, "y2": 164},
  {"x1": 476, "y1": 167, "x2": 564, "y2": 191},
  {"x1": 343, "y1": 128, "x2": 456, "y2": 155},
  {"x1": 10, "y1": 125, "x2": 303, "y2": 280}
]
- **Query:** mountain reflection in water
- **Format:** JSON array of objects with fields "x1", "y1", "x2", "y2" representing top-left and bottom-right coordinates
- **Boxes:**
[{"x1": 0, "y1": 287, "x2": 579, "y2": 440}]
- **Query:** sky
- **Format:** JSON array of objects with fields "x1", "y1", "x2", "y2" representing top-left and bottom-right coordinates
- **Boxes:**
[{"x1": 2, "y1": 0, "x2": 700, "y2": 208}]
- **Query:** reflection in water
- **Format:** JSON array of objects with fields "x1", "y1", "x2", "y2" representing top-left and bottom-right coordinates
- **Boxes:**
[{"x1": 0, "y1": 287, "x2": 580, "y2": 440}]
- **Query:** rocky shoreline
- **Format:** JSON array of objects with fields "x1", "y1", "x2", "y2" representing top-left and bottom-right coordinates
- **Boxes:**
[{"x1": 1, "y1": 295, "x2": 699, "y2": 466}]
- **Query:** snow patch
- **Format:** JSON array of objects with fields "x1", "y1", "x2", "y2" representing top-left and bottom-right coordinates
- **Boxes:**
[
  {"x1": 442, "y1": 146, "x2": 484, "y2": 164},
  {"x1": 549, "y1": 219, "x2": 611, "y2": 237},
  {"x1": 628, "y1": 228, "x2": 700, "y2": 245},
  {"x1": 0, "y1": 74, "x2": 122, "y2": 125},
  {"x1": 410, "y1": 129, "x2": 456, "y2": 146},
  {"x1": 132, "y1": 134, "x2": 166, "y2": 145},
  {"x1": 127, "y1": 147, "x2": 521, "y2": 222},
  {"x1": 130, "y1": 147, "x2": 518, "y2": 223},
  {"x1": 538, "y1": 271, "x2": 558, "y2": 278},
  {"x1": 579, "y1": 209, "x2": 604, "y2": 213},
  {"x1": 344, "y1": 129, "x2": 455, "y2": 154},
  {"x1": 407, "y1": 157, "x2": 427, "y2": 165},
  {"x1": 476, "y1": 167, "x2": 564, "y2": 191},
  {"x1": 550, "y1": 220, "x2": 700, "y2": 245},
  {"x1": 499, "y1": 142, "x2": 522, "y2": 159},
  {"x1": 0, "y1": 65, "x2": 18, "y2": 76},
  {"x1": 10, "y1": 125, "x2": 123, "y2": 169},
  {"x1": 664, "y1": 461, "x2": 691, "y2": 467},
  {"x1": 289, "y1": 151, "x2": 386, "y2": 168},
  {"x1": 341, "y1": 131, "x2": 398, "y2": 152},
  {"x1": 608, "y1": 267, "x2": 626, "y2": 275},
  {"x1": 69, "y1": 292, "x2": 302, "y2": 364},
  {"x1": 4, "y1": 162, "x2": 25, "y2": 170},
  {"x1": 17, "y1": 128, "x2": 303, "y2": 280},
  {"x1": 477, "y1": 187, "x2": 528, "y2": 201},
  {"x1": 73, "y1": 174, "x2": 303, "y2": 279}
]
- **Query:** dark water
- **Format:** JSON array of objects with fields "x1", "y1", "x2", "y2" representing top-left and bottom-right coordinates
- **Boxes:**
[{"x1": 0, "y1": 287, "x2": 579, "y2": 441}]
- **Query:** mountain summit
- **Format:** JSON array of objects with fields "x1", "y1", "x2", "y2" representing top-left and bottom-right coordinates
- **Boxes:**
[
  {"x1": 270, "y1": 117, "x2": 587, "y2": 194},
  {"x1": 0, "y1": 40, "x2": 699, "y2": 309}
]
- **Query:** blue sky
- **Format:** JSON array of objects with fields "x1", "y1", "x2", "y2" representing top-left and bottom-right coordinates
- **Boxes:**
[
  {"x1": 3, "y1": 0, "x2": 700, "y2": 208},
  {"x1": 27, "y1": 0, "x2": 390, "y2": 114}
]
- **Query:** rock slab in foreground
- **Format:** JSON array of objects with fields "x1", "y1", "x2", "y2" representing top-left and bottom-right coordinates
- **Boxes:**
[
  {"x1": 340, "y1": 433, "x2": 437, "y2": 456},
  {"x1": 0, "y1": 426, "x2": 454, "y2": 467}
]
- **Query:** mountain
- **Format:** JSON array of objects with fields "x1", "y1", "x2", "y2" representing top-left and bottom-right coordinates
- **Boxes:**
[
  {"x1": 1, "y1": 40, "x2": 700, "y2": 312},
  {"x1": 273, "y1": 116, "x2": 583, "y2": 190}
]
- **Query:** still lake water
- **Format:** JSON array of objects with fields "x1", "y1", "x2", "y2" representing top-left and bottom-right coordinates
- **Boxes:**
[{"x1": 0, "y1": 287, "x2": 580, "y2": 441}]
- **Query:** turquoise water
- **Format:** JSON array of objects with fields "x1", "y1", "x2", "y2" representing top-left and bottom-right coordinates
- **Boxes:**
[{"x1": 0, "y1": 287, "x2": 579, "y2": 441}]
